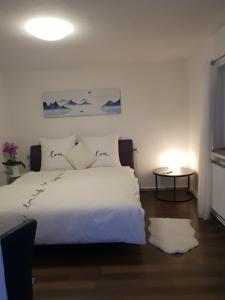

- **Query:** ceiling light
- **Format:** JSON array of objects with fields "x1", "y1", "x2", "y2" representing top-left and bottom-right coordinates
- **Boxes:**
[{"x1": 24, "y1": 17, "x2": 74, "y2": 41}]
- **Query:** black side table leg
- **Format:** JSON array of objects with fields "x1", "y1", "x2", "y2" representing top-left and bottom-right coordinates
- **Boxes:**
[
  {"x1": 188, "y1": 175, "x2": 190, "y2": 190},
  {"x1": 155, "y1": 174, "x2": 158, "y2": 194},
  {"x1": 173, "y1": 176, "x2": 176, "y2": 201}
]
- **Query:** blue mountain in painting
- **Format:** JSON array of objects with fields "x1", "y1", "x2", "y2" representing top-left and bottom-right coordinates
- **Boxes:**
[
  {"x1": 67, "y1": 100, "x2": 77, "y2": 105},
  {"x1": 65, "y1": 99, "x2": 91, "y2": 106},
  {"x1": 79, "y1": 99, "x2": 91, "y2": 105},
  {"x1": 102, "y1": 99, "x2": 121, "y2": 107},
  {"x1": 43, "y1": 101, "x2": 70, "y2": 110}
]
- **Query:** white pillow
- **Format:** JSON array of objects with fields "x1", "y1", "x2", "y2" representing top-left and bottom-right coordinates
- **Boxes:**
[
  {"x1": 65, "y1": 141, "x2": 96, "y2": 170},
  {"x1": 40, "y1": 135, "x2": 76, "y2": 170},
  {"x1": 81, "y1": 135, "x2": 121, "y2": 167}
]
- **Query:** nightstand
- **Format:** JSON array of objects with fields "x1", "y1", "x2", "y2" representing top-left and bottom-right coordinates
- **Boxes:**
[{"x1": 153, "y1": 167, "x2": 195, "y2": 201}]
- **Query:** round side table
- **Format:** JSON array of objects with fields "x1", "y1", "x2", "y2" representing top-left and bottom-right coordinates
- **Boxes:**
[{"x1": 153, "y1": 167, "x2": 195, "y2": 202}]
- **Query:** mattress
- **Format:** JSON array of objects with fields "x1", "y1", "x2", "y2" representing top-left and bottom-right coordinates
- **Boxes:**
[{"x1": 0, "y1": 167, "x2": 145, "y2": 244}]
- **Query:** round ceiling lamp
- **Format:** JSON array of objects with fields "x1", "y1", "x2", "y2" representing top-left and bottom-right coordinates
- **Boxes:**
[{"x1": 24, "y1": 17, "x2": 74, "y2": 41}]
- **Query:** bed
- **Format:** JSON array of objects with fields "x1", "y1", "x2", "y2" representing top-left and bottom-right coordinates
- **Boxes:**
[{"x1": 0, "y1": 140, "x2": 145, "y2": 245}]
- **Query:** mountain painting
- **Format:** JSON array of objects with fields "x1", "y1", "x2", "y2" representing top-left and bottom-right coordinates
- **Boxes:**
[{"x1": 42, "y1": 88, "x2": 121, "y2": 118}]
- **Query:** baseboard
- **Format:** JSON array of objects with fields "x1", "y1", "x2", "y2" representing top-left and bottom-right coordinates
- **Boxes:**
[
  {"x1": 140, "y1": 186, "x2": 190, "y2": 192},
  {"x1": 140, "y1": 187, "x2": 155, "y2": 191},
  {"x1": 140, "y1": 185, "x2": 198, "y2": 197}
]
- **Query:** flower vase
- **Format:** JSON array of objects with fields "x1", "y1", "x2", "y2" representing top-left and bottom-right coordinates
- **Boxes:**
[{"x1": 10, "y1": 165, "x2": 20, "y2": 177}]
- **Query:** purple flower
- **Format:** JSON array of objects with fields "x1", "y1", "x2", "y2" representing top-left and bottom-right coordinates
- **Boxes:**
[{"x1": 3, "y1": 142, "x2": 18, "y2": 161}]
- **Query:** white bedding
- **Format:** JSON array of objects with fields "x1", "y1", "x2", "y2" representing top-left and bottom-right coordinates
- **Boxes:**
[{"x1": 0, "y1": 167, "x2": 145, "y2": 244}]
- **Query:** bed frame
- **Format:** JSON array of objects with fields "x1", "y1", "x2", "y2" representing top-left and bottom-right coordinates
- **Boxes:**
[{"x1": 30, "y1": 139, "x2": 134, "y2": 171}]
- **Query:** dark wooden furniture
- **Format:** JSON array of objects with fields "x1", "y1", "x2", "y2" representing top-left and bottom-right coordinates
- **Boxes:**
[
  {"x1": 0, "y1": 219, "x2": 37, "y2": 300},
  {"x1": 153, "y1": 167, "x2": 195, "y2": 201},
  {"x1": 30, "y1": 139, "x2": 134, "y2": 171}
]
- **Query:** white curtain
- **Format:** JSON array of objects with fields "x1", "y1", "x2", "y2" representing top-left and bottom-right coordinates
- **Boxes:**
[{"x1": 197, "y1": 63, "x2": 225, "y2": 219}]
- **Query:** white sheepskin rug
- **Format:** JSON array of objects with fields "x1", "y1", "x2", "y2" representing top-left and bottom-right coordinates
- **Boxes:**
[{"x1": 148, "y1": 218, "x2": 199, "y2": 254}]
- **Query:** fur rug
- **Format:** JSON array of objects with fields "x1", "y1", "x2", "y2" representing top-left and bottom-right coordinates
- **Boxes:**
[{"x1": 148, "y1": 218, "x2": 199, "y2": 254}]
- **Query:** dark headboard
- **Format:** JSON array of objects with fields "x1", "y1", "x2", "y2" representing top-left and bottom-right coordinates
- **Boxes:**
[{"x1": 30, "y1": 139, "x2": 134, "y2": 171}]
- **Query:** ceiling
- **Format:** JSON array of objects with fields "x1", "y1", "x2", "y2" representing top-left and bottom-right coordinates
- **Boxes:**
[{"x1": 0, "y1": 0, "x2": 225, "y2": 71}]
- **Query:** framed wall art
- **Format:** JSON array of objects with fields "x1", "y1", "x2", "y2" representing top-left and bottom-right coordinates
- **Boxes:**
[{"x1": 42, "y1": 88, "x2": 121, "y2": 118}]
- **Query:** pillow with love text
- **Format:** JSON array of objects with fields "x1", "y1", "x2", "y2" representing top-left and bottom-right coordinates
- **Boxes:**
[
  {"x1": 40, "y1": 135, "x2": 76, "y2": 170},
  {"x1": 81, "y1": 135, "x2": 121, "y2": 168}
]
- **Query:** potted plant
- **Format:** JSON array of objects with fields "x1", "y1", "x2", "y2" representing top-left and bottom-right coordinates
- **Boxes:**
[{"x1": 2, "y1": 142, "x2": 25, "y2": 177}]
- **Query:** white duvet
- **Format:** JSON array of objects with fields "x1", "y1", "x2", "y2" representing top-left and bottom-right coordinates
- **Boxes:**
[{"x1": 0, "y1": 167, "x2": 145, "y2": 245}]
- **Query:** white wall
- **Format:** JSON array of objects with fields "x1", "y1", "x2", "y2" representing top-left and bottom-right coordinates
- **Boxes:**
[
  {"x1": 2, "y1": 25, "x2": 225, "y2": 191},
  {"x1": 187, "y1": 51, "x2": 207, "y2": 194},
  {"x1": 0, "y1": 73, "x2": 10, "y2": 185},
  {"x1": 2, "y1": 61, "x2": 189, "y2": 188}
]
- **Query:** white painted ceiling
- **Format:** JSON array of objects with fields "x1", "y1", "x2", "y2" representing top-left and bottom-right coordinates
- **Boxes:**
[{"x1": 0, "y1": 0, "x2": 225, "y2": 70}]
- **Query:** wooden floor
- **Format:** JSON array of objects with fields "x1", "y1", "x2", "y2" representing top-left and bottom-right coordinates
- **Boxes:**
[{"x1": 33, "y1": 191, "x2": 225, "y2": 300}]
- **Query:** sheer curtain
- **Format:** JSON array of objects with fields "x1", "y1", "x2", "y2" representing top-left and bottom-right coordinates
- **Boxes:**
[{"x1": 197, "y1": 63, "x2": 225, "y2": 219}]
